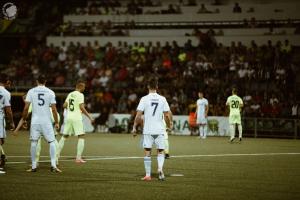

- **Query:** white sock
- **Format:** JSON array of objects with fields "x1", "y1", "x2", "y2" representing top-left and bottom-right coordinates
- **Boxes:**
[
  {"x1": 164, "y1": 139, "x2": 169, "y2": 154},
  {"x1": 55, "y1": 139, "x2": 59, "y2": 164},
  {"x1": 199, "y1": 126, "x2": 204, "y2": 137},
  {"x1": 157, "y1": 153, "x2": 165, "y2": 172},
  {"x1": 203, "y1": 125, "x2": 208, "y2": 138},
  {"x1": 57, "y1": 137, "x2": 66, "y2": 159},
  {"x1": 0, "y1": 144, "x2": 5, "y2": 155},
  {"x1": 230, "y1": 124, "x2": 235, "y2": 140},
  {"x1": 35, "y1": 138, "x2": 42, "y2": 163},
  {"x1": 238, "y1": 124, "x2": 243, "y2": 138},
  {"x1": 144, "y1": 156, "x2": 151, "y2": 177},
  {"x1": 76, "y1": 138, "x2": 85, "y2": 159},
  {"x1": 49, "y1": 141, "x2": 57, "y2": 168},
  {"x1": 30, "y1": 141, "x2": 38, "y2": 169}
]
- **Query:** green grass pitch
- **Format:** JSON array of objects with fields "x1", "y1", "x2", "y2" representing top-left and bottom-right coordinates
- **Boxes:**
[{"x1": 1, "y1": 132, "x2": 300, "y2": 200}]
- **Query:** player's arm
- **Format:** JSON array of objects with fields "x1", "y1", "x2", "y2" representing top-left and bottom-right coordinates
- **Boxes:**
[
  {"x1": 132, "y1": 110, "x2": 143, "y2": 136},
  {"x1": 63, "y1": 101, "x2": 68, "y2": 109},
  {"x1": 51, "y1": 104, "x2": 60, "y2": 130},
  {"x1": 164, "y1": 111, "x2": 173, "y2": 131},
  {"x1": 14, "y1": 101, "x2": 31, "y2": 134},
  {"x1": 205, "y1": 103, "x2": 209, "y2": 118},
  {"x1": 80, "y1": 103, "x2": 94, "y2": 123},
  {"x1": 5, "y1": 106, "x2": 15, "y2": 130},
  {"x1": 194, "y1": 104, "x2": 198, "y2": 118}
]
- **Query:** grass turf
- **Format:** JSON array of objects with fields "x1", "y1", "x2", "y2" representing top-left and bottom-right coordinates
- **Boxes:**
[{"x1": 1, "y1": 132, "x2": 300, "y2": 200}]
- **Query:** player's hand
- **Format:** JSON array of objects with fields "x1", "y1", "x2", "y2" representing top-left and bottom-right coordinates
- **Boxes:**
[
  {"x1": 22, "y1": 120, "x2": 28, "y2": 129},
  {"x1": 11, "y1": 130, "x2": 18, "y2": 137},
  {"x1": 90, "y1": 118, "x2": 95, "y2": 125},
  {"x1": 131, "y1": 127, "x2": 137, "y2": 137},
  {"x1": 10, "y1": 123, "x2": 15, "y2": 131},
  {"x1": 55, "y1": 123, "x2": 60, "y2": 130},
  {"x1": 205, "y1": 113, "x2": 208, "y2": 118}
]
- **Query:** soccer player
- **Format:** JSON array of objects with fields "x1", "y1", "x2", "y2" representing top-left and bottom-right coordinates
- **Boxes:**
[
  {"x1": 226, "y1": 88, "x2": 244, "y2": 142},
  {"x1": 14, "y1": 95, "x2": 60, "y2": 166},
  {"x1": 132, "y1": 77, "x2": 173, "y2": 181},
  {"x1": 57, "y1": 80, "x2": 94, "y2": 163},
  {"x1": 195, "y1": 91, "x2": 209, "y2": 139},
  {"x1": 21, "y1": 75, "x2": 61, "y2": 172},
  {"x1": 164, "y1": 112, "x2": 173, "y2": 159},
  {"x1": 0, "y1": 74, "x2": 15, "y2": 173}
]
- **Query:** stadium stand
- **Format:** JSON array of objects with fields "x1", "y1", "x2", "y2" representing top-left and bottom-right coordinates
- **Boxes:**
[{"x1": 1, "y1": 0, "x2": 299, "y2": 121}]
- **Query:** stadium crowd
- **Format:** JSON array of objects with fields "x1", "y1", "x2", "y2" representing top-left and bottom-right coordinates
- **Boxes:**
[{"x1": 3, "y1": 34, "x2": 299, "y2": 119}]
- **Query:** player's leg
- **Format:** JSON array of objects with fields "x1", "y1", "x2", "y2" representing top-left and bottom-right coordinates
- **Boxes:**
[
  {"x1": 0, "y1": 139, "x2": 6, "y2": 168},
  {"x1": 0, "y1": 119, "x2": 6, "y2": 168},
  {"x1": 74, "y1": 120, "x2": 86, "y2": 163},
  {"x1": 230, "y1": 124, "x2": 236, "y2": 142},
  {"x1": 55, "y1": 138, "x2": 59, "y2": 164},
  {"x1": 57, "y1": 135, "x2": 68, "y2": 160},
  {"x1": 156, "y1": 134, "x2": 166, "y2": 181},
  {"x1": 229, "y1": 115, "x2": 236, "y2": 142},
  {"x1": 27, "y1": 124, "x2": 41, "y2": 172},
  {"x1": 57, "y1": 120, "x2": 72, "y2": 160},
  {"x1": 35, "y1": 137, "x2": 42, "y2": 164},
  {"x1": 203, "y1": 124, "x2": 208, "y2": 139},
  {"x1": 198, "y1": 125, "x2": 204, "y2": 138},
  {"x1": 142, "y1": 135, "x2": 153, "y2": 180},
  {"x1": 42, "y1": 124, "x2": 61, "y2": 172},
  {"x1": 76, "y1": 134, "x2": 86, "y2": 163},
  {"x1": 29, "y1": 139, "x2": 38, "y2": 172},
  {"x1": 164, "y1": 139, "x2": 169, "y2": 159}
]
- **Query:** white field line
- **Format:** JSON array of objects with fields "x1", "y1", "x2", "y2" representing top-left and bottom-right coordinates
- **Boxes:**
[{"x1": 6, "y1": 152, "x2": 300, "y2": 165}]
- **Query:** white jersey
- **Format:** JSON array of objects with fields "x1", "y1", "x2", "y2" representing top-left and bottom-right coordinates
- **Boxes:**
[
  {"x1": 137, "y1": 92, "x2": 170, "y2": 135},
  {"x1": 0, "y1": 86, "x2": 11, "y2": 119},
  {"x1": 25, "y1": 86, "x2": 56, "y2": 125},
  {"x1": 196, "y1": 98, "x2": 208, "y2": 118}
]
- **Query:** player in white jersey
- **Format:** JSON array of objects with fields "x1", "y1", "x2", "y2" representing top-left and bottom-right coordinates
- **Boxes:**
[
  {"x1": 14, "y1": 96, "x2": 60, "y2": 166},
  {"x1": 0, "y1": 74, "x2": 15, "y2": 173},
  {"x1": 163, "y1": 113, "x2": 172, "y2": 159},
  {"x1": 195, "y1": 91, "x2": 209, "y2": 139},
  {"x1": 226, "y1": 88, "x2": 244, "y2": 142},
  {"x1": 132, "y1": 77, "x2": 173, "y2": 181},
  {"x1": 19, "y1": 75, "x2": 61, "y2": 172},
  {"x1": 57, "y1": 80, "x2": 94, "y2": 164}
]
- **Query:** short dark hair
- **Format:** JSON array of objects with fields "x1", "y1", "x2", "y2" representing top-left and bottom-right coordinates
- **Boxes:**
[
  {"x1": 147, "y1": 76, "x2": 158, "y2": 90},
  {"x1": 232, "y1": 87, "x2": 237, "y2": 94},
  {"x1": 37, "y1": 75, "x2": 47, "y2": 84},
  {"x1": 76, "y1": 79, "x2": 86, "y2": 86}
]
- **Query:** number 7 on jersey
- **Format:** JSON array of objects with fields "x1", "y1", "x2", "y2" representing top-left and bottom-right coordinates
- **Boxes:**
[{"x1": 151, "y1": 102, "x2": 158, "y2": 116}]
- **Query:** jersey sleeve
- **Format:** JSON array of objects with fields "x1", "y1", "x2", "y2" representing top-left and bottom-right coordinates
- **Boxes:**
[
  {"x1": 25, "y1": 90, "x2": 32, "y2": 103},
  {"x1": 3, "y1": 92, "x2": 11, "y2": 107},
  {"x1": 226, "y1": 97, "x2": 230, "y2": 106},
  {"x1": 65, "y1": 94, "x2": 70, "y2": 103},
  {"x1": 136, "y1": 98, "x2": 145, "y2": 112},
  {"x1": 205, "y1": 99, "x2": 209, "y2": 106},
  {"x1": 163, "y1": 98, "x2": 170, "y2": 112},
  {"x1": 239, "y1": 97, "x2": 243, "y2": 105},
  {"x1": 50, "y1": 91, "x2": 56, "y2": 105},
  {"x1": 78, "y1": 93, "x2": 84, "y2": 105},
  {"x1": 28, "y1": 104, "x2": 32, "y2": 113}
]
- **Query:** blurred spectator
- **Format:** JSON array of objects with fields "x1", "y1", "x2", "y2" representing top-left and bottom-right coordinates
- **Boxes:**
[
  {"x1": 233, "y1": 2, "x2": 242, "y2": 13},
  {"x1": 197, "y1": 4, "x2": 212, "y2": 14}
]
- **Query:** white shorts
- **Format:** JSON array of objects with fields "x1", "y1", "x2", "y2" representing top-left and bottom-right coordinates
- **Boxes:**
[
  {"x1": 197, "y1": 117, "x2": 207, "y2": 125},
  {"x1": 30, "y1": 124, "x2": 55, "y2": 142},
  {"x1": 164, "y1": 131, "x2": 168, "y2": 140},
  {"x1": 229, "y1": 114, "x2": 241, "y2": 124},
  {"x1": 143, "y1": 134, "x2": 165, "y2": 150},
  {"x1": 0, "y1": 118, "x2": 6, "y2": 139}
]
